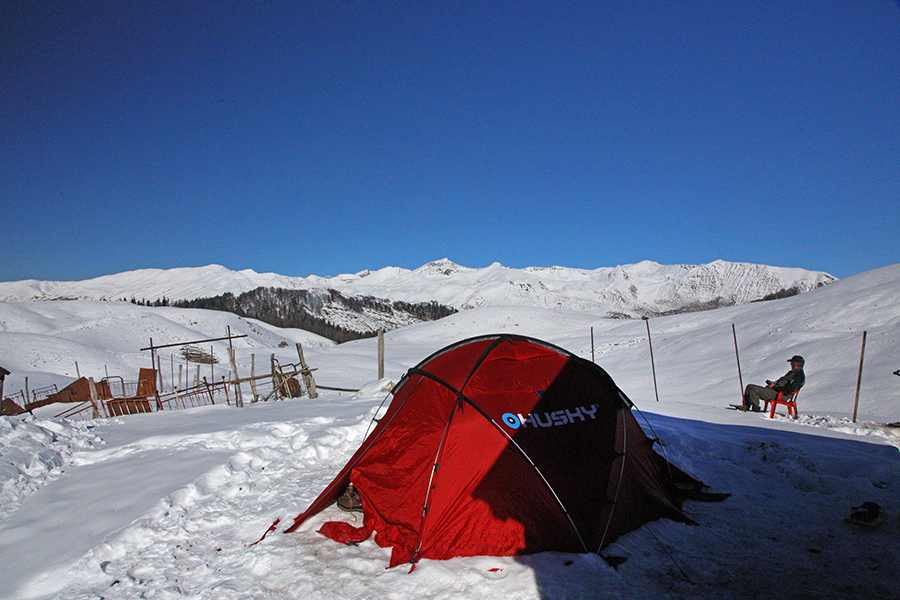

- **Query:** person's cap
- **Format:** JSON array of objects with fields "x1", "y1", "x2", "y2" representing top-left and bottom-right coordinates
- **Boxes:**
[{"x1": 788, "y1": 355, "x2": 805, "y2": 365}]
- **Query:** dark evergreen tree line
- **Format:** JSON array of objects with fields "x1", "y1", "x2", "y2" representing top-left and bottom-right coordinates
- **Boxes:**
[
  {"x1": 126, "y1": 297, "x2": 171, "y2": 307},
  {"x1": 752, "y1": 286, "x2": 802, "y2": 302},
  {"x1": 169, "y1": 287, "x2": 457, "y2": 344}
]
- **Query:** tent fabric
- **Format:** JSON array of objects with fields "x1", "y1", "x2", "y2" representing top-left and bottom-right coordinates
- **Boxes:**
[{"x1": 285, "y1": 334, "x2": 701, "y2": 568}]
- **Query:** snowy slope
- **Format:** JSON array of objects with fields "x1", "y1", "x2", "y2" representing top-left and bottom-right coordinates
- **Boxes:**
[
  {"x1": 0, "y1": 259, "x2": 836, "y2": 319},
  {"x1": 1, "y1": 263, "x2": 891, "y2": 421},
  {"x1": 0, "y1": 264, "x2": 898, "y2": 600},
  {"x1": 0, "y1": 301, "x2": 333, "y2": 397}
]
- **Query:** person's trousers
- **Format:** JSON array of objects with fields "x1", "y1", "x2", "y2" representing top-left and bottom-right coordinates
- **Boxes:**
[{"x1": 743, "y1": 384, "x2": 779, "y2": 411}]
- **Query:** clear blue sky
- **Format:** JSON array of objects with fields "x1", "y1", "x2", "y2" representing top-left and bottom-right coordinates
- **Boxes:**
[{"x1": 2, "y1": 1, "x2": 898, "y2": 282}]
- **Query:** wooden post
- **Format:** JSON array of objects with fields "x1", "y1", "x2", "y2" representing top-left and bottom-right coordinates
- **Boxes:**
[
  {"x1": 156, "y1": 354, "x2": 163, "y2": 394},
  {"x1": 644, "y1": 318, "x2": 660, "y2": 402},
  {"x1": 24, "y1": 377, "x2": 33, "y2": 415},
  {"x1": 852, "y1": 331, "x2": 867, "y2": 423},
  {"x1": 222, "y1": 375, "x2": 230, "y2": 405},
  {"x1": 87, "y1": 377, "x2": 102, "y2": 419},
  {"x1": 591, "y1": 327, "x2": 595, "y2": 363},
  {"x1": 203, "y1": 377, "x2": 216, "y2": 405},
  {"x1": 732, "y1": 324, "x2": 744, "y2": 401},
  {"x1": 270, "y1": 354, "x2": 279, "y2": 400},
  {"x1": 228, "y1": 326, "x2": 242, "y2": 404},
  {"x1": 175, "y1": 365, "x2": 183, "y2": 409},
  {"x1": 75, "y1": 361, "x2": 81, "y2": 378},
  {"x1": 227, "y1": 346, "x2": 244, "y2": 408},
  {"x1": 296, "y1": 343, "x2": 317, "y2": 398},
  {"x1": 250, "y1": 354, "x2": 259, "y2": 402},
  {"x1": 377, "y1": 330, "x2": 385, "y2": 380}
]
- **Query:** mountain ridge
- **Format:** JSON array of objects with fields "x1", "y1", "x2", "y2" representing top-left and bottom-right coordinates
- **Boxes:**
[
  {"x1": 0, "y1": 259, "x2": 836, "y2": 342},
  {"x1": 0, "y1": 259, "x2": 835, "y2": 307}
]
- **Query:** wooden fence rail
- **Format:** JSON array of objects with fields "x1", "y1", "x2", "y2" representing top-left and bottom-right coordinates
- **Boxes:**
[{"x1": 48, "y1": 364, "x2": 318, "y2": 420}]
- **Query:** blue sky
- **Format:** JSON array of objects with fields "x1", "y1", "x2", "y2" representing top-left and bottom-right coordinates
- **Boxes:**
[{"x1": 2, "y1": 1, "x2": 898, "y2": 282}]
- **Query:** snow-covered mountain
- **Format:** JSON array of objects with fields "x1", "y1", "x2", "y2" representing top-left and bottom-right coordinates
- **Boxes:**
[
  {"x1": 0, "y1": 259, "x2": 835, "y2": 321},
  {"x1": 0, "y1": 266, "x2": 305, "y2": 304}
]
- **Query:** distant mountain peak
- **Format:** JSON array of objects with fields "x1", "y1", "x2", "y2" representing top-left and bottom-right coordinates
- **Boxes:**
[{"x1": 415, "y1": 259, "x2": 469, "y2": 276}]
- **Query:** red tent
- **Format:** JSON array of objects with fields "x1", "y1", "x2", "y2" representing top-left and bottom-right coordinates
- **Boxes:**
[{"x1": 285, "y1": 334, "x2": 703, "y2": 569}]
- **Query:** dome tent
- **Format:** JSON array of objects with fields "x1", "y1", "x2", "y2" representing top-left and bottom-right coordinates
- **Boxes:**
[{"x1": 284, "y1": 334, "x2": 707, "y2": 569}]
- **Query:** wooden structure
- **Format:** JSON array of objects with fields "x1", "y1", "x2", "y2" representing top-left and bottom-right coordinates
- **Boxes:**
[
  {"x1": 10, "y1": 333, "x2": 323, "y2": 421},
  {"x1": 106, "y1": 397, "x2": 154, "y2": 416},
  {"x1": 37, "y1": 379, "x2": 108, "y2": 409}
]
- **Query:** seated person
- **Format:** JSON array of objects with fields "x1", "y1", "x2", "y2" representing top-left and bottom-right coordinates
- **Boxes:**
[{"x1": 737, "y1": 355, "x2": 805, "y2": 412}]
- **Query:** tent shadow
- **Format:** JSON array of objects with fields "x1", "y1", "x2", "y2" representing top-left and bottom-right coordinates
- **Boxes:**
[{"x1": 505, "y1": 411, "x2": 900, "y2": 600}]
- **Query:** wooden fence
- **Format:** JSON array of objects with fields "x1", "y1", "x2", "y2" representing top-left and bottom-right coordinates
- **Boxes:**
[{"x1": 50, "y1": 360, "x2": 318, "y2": 421}]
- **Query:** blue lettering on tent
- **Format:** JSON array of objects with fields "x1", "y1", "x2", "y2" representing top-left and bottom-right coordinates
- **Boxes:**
[
  {"x1": 521, "y1": 413, "x2": 540, "y2": 427},
  {"x1": 505, "y1": 404, "x2": 601, "y2": 429}
]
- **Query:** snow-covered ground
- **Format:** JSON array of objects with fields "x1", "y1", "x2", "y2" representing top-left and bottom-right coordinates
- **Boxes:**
[{"x1": 1, "y1": 264, "x2": 899, "y2": 599}]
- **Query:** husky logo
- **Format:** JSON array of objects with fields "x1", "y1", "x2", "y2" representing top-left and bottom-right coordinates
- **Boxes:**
[{"x1": 502, "y1": 404, "x2": 599, "y2": 429}]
